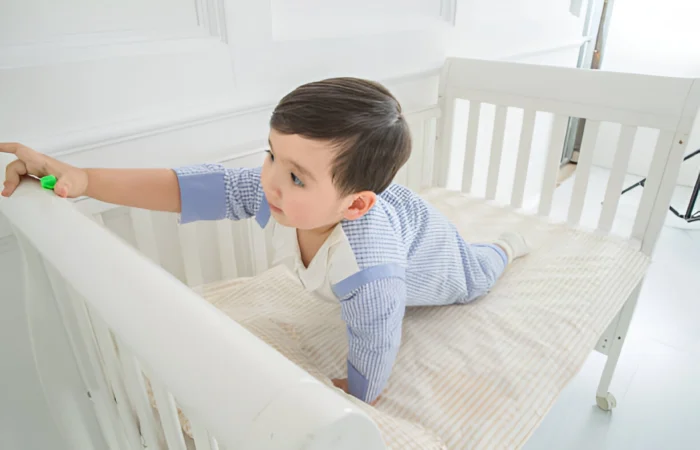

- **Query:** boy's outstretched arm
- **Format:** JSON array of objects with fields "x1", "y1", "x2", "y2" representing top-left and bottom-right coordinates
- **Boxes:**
[
  {"x1": 1, "y1": 142, "x2": 180, "y2": 211},
  {"x1": 334, "y1": 277, "x2": 406, "y2": 405},
  {"x1": 1, "y1": 143, "x2": 264, "y2": 223}
]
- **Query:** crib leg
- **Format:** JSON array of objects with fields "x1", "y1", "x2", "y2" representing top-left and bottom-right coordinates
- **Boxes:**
[{"x1": 595, "y1": 283, "x2": 642, "y2": 411}]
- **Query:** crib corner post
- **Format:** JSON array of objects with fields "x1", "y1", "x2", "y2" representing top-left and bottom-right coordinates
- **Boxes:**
[{"x1": 595, "y1": 282, "x2": 642, "y2": 411}]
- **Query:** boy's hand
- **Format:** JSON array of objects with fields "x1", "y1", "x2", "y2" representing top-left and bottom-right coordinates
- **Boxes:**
[
  {"x1": 1, "y1": 143, "x2": 88, "y2": 198},
  {"x1": 332, "y1": 378, "x2": 381, "y2": 406}
]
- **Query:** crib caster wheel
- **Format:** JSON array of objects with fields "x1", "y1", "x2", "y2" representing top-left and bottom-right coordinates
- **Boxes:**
[{"x1": 596, "y1": 393, "x2": 617, "y2": 411}]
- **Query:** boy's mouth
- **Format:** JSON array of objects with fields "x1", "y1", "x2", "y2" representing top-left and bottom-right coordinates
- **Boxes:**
[{"x1": 269, "y1": 202, "x2": 283, "y2": 214}]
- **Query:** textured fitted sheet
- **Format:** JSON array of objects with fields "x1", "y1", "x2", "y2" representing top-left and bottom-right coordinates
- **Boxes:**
[{"x1": 172, "y1": 188, "x2": 650, "y2": 449}]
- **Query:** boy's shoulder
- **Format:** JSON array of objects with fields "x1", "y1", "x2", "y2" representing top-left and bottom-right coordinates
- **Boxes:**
[
  {"x1": 340, "y1": 198, "x2": 405, "y2": 266},
  {"x1": 329, "y1": 184, "x2": 438, "y2": 297},
  {"x1": 329, "y1": 207, "x2": 406, "y2": 299}
]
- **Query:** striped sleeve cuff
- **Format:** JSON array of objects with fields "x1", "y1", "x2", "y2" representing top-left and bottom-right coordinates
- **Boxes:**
[
  {"x1": 347, "y1": 360, "x2": 370, "y2": 401},
  {"x1": 174, "y1": 165, "x2": 227, "y2": 224}
]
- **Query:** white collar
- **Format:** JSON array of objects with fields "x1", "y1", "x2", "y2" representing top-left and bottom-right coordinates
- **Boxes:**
[{"x1": 271, "y1": 222, "x2": 346, "y2": 292}]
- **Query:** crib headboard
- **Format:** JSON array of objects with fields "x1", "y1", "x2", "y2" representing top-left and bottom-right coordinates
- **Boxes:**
[{"x1": 434, "y1": 57, "x2": 700, "y2": 255}]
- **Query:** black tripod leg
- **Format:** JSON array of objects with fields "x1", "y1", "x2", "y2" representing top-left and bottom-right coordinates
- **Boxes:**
[{"x1": 684, "y1": 171, "x2": 700, "y2": 219}]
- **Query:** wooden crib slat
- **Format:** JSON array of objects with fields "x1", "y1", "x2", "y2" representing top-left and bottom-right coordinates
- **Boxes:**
[
  {"x1": 88, "y1": 308, "x2": 143, "y2": 450},
  {"x1": 538, "y1": 114, "x2": 569, "y2": 216},
  {"x1": 44, "y1": 264, "x2": 99, "y2": 395},
  {"x1": 116, "y1": 337, "x2": 165, "y2": 450},
  {"x1": 421, "y1": 117, "x2": 436, "y2": 189},
  {"x1": 216, "y1": 220, "x2": 239, "y2": 280},
  {"x1": 485, "y1": 105, "x2": 508, "y2": 200},
  {"x1": 178, "y1": 222, "x2": 204, "y2": 287},
  {"x1": 435, "y1": 96, "x2": 456, "y2": 188},
  {"x1": 461, "y1": 101, "x2": 482, "y2": 194},
  {"x1": 405, "y1": 119, "x2": 425, "y2": 192},
  {"x1": 395, "y1": 112, "x2": 411, "y2": 185},
  {"x1": 46, "y1": 268, "x2": 127, "y2": 450},
  {"x1": 567, "y1": 120, "x2": 601, "y2": 226},
  {"x1": 598, "y1": 125, "x2": 637, "y2": 233},
  {"x1": 394, "y1": 164, "x2": 409, "y2": 186},
  {"x1": 248, "y1": 220, "x2": 269, "y2": 275},
  {"x1": 510, "y1": 109, "x2": 536, "y2": 209},
  {"x1": 191, "y1": 422, "x2": 220, "y2": 450},
  {"x1": 631, "y1": 130, "x2": 676, "y2": 242},
  {"x1": 130, "y1": 209, "x2": 161, "y2": 264},
  {"x1": 150, "y1": 381, "x2": 188, "y2": 450}
]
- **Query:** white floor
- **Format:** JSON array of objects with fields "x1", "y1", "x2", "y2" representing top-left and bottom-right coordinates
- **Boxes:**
[{"x1": 523, "y1": 168, "x2": 700, "y2": 450}]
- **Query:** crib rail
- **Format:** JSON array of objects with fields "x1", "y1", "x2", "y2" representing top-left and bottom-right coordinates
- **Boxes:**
[
  {"x1": 435, "y1": 57, "x2": 700, "y2": 255},
  {"x1": 0, "y1": 170, "x2": 385, "y2": 450}
]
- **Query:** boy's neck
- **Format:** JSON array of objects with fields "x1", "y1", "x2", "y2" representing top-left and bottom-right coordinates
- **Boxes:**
[
  {"x1": 296, "y1": 222, "x2": 340, "y2": 268},
  {"x1": 297, "y1": 222, "x2": 339, "y2": 243}
]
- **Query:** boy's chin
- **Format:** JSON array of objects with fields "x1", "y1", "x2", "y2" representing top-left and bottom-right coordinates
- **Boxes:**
[
  {"x1": 270, "y1": 210, "x2": 298, "y2": 228},
  {"x1": 273, "y1": 213, "x2": 337, "y2": 232},
  {"x1": 270, "y1": 209, "x2": 286, "y2": 222}
]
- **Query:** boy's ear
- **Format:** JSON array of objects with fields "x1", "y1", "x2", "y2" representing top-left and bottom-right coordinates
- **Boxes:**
[{"x1": 343, "y1": 191, "x2": 377, "y2": 221}]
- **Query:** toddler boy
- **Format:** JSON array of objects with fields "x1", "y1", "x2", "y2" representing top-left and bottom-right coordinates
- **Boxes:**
[{"x1": 1, "y1": 77, "x2": 529, "y2": 405}]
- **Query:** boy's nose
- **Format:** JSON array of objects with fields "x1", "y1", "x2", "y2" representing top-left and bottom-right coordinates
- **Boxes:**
[{"x1": 268, "y1": 178, "x2": 282, "y2": 200}]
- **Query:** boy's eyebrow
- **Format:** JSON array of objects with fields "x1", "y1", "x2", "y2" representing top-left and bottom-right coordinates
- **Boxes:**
[{"x1": 268, "y1": 138, "x2": 316, "y2": 182}]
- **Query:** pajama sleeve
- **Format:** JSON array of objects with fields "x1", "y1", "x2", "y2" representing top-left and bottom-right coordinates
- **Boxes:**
[
  {"x1": 173, "y1": 164, "x2": 265, "y2": 224},
  {"x1": 339, "y1": 276, "x2": 406, "y2": 404}
]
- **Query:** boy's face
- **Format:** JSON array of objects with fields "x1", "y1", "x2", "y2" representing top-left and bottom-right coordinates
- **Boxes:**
[{"x1": 260, "y1": 129, "x2": 375, "y2": 231}]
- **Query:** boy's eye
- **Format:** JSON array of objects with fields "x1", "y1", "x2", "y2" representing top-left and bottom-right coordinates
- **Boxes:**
[
  {"x1": 266, "y1": 149, "x2": 303, "y2": 187},
  {"x1": 291, "y1": 173, "x2": 304, "y2": 187}
]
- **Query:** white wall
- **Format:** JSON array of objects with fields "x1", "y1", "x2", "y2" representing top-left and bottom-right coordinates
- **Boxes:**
[
  {"x1": 449, "y1": 0, "x2": 588, "y2": 60},
  {"x1": 444, "y1": 0, "x2": 590, "y2": 203},
  {"x1": 0, "y1": 2, "x2": 450, "y2": 448},
  {"x1": 592, "y1": 0, "x2": 700, "y2": 187},
  {"x1": 0, "y1": 0, "x2": 449, "y2": 156}
]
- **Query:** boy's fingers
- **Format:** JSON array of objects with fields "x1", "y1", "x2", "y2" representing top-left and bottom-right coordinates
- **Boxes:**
[
  {"x1": 54, "y1": 179, "x2": 71, "y2": 198},
  {"x1": 2, "y1": 159, "x2": 27, "y2": 197},
  {"x1": 0, "y1": 143, "x2": 45, "y2": 172},
  {"x1": 0, "y1": 142, "x2": 21, "y2": 154}
]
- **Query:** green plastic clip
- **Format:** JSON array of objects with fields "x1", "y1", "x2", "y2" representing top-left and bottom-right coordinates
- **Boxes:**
[{"x1": 40, "y1": 175, "x2": 57, "y2": 190}]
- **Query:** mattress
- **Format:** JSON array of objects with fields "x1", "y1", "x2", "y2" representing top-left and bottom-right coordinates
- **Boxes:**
[{"x1": 176, "y1": 188, "x2": 651, "y2": 449}]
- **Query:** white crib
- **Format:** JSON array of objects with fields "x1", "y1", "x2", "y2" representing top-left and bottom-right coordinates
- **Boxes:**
[{"x1": 1, "y1": 57, "x2": 698, "y2": 450}]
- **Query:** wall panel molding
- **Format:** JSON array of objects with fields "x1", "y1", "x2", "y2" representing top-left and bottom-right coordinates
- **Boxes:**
[
  {"x1": 0, "y1": 0, "x2": 230, "y2": 69},
  {"x1": 0, "y1": 33, "x2": 226, "y2": 70},
  {"x1": 24, "y1": 67, "x2": 440, "y2": 159},
  {"x1": 269, "y1": 0, "x2": 454, "y2": 41},
  {"x1": 47, "y1": 103, "x2": 272, "y2": 159}
]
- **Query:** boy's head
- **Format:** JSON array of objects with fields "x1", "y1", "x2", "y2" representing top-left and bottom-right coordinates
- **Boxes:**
[{"x1": 261, "y1": 77, "x2": 411, "y2": 231}]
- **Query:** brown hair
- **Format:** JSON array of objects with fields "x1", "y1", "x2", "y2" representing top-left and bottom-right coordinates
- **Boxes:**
[{"x1": 270, "y1": 77, "x2": 411, "y2": 195}]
